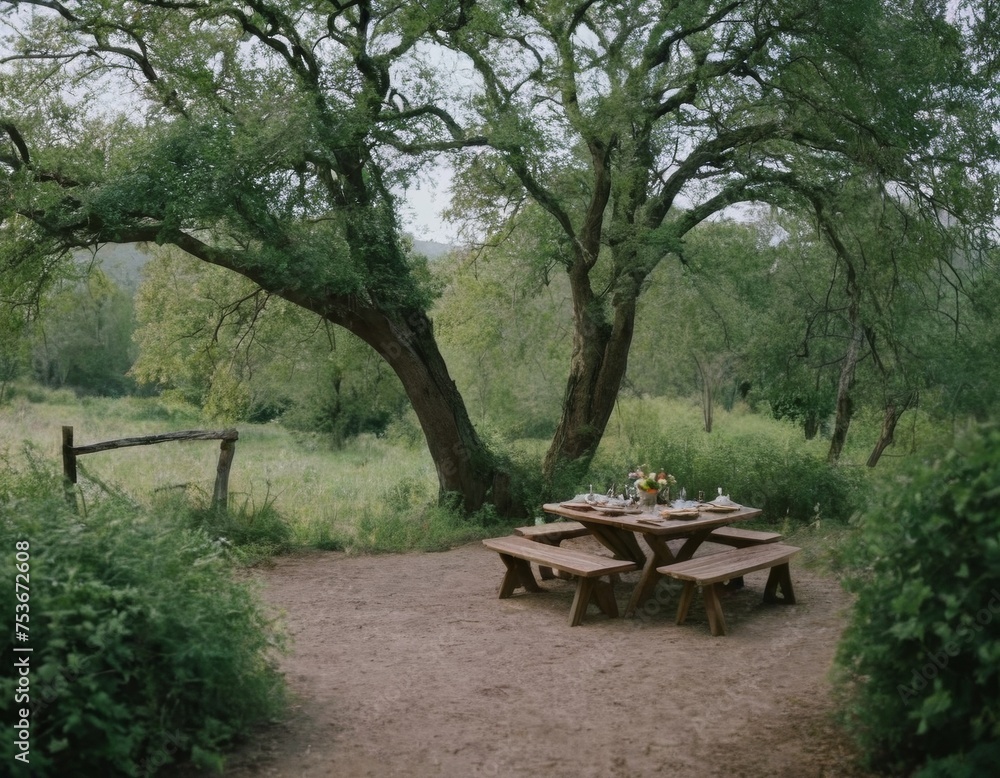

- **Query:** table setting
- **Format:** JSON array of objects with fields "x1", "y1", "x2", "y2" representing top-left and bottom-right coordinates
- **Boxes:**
[
  {"x1": 559, "y1": 492, "x2": 642, "y2": 516},
  {"x1": 560, "y1": 468, "x2": 742, "y2": 522},
  {"x1": 662, "y1": 488, "x2": 742, "y2": 518}
]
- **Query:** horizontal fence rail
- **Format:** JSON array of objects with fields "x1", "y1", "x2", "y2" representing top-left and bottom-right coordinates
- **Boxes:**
[{"x1": 61, "y1": 425, "x2": 239, "y2": 511}]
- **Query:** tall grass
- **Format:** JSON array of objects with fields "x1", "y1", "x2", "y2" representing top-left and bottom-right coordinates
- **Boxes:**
[
  {"x1": 591, "y1": 396, "x2": 870, "y2": 523},
  {"x1": 1, "y1": 387, "x2": 913, "y2": 555},
  {"x1": 0, "y1": 389, "x2": 477, "y2": 555}
]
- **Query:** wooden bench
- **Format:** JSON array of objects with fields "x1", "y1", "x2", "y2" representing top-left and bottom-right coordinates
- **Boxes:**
[
  {"x1": 483, "y1": 535, "x2": 638, "y2": 626},
  {"x1": 704, "y1": 527, "x2": 783, "y2": 589},
  {"x1": 514, "y1": 521, "x2": 590, "y2": 579},
  {"x1": 656, "y1": 543, "x2": 801, "y2": 636},
  {"x1": 707, "y1": 526, "x2": 782, "y2": 548}
]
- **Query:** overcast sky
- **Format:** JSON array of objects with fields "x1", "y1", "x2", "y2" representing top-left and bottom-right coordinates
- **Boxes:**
[{"x1": 397, "y1": 165, "x2": 458, "y2": 246}]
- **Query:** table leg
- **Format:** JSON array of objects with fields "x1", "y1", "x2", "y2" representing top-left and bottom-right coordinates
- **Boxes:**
[
  {"x1": 673, "y1": 528, "x2": 715, "y2": 561},
  {"x1": 675, "y1": 581, "x2": 696, "y2": 624},
  {"x1": 624, "y1": 530, "x2": 713, "y2": 617},
  {"x1": 592, "y1": 578, "x2": 619, "y2": 618},
  {"x1": 584, "y1": 523, "x2": 646, "y2": 566},
  {"x1": 624, "y1": 553, "x2": 662, "y2": 617},
  {"x1": 763, "y1": 563, "x2": 796, "y2": 604}
]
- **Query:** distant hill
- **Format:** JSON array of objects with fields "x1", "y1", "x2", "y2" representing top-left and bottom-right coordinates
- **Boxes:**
[{"x1": 409, "y1": 238, "x2": 455, "y2": 259}]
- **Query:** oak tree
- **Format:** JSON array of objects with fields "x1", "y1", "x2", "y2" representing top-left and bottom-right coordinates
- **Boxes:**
[
  {"x1": 424, "y1": 0, "x2": 996, "y2": 485},
  {"x1": 0, "y1": 0, "x2": 510, "y2": 512}
]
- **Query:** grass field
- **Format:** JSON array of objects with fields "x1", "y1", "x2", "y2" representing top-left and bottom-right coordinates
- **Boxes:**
[
  {"x1": 1, "y1": 385, "x2": 919, "y2": 561},
  {"x1": 0, "y1": 390, "x2": 446, "y2": 552}
]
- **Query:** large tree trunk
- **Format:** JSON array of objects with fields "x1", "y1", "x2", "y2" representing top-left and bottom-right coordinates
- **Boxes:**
[
  {"x1": 541, "y1": 277, "x2": 637, "y2": 492},
  {"x1": 827, "y1": 323, "x2": 864, "y2": 464},
  {"x1": 539, "y1": 118, "x2": 659, "y2": 494},
  {"x1": 166, "y1": 231, "x2": 513, "y2": 516},
  {"x1": 866, "y1": 391, "x2": 916, "y2": 468},
  {"x1": 329, "y1": 301, "x2": 512, "y2": 514}
]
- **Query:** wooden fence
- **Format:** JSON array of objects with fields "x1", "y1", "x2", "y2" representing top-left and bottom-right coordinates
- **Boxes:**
[{"x1": 61, "y1": 425, "x2": 239, "y2": 511}]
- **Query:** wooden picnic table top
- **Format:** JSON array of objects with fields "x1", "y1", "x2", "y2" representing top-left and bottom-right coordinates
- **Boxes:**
[{"x1": 541, "y1": 502, "x2": 762, "y2": 537}]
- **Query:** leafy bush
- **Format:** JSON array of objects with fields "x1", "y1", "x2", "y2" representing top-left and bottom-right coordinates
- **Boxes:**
[
  {"x1": 173, "y1": 489, "x2": 293, "y2": 553},
  {"x1": 91, "y1": 395, "x2": 203, "y2": 425},
  {"x1": 30, "y1": 271, "x2": 137, "y2": 397},
  {"x1": 0, "y1": 455, "x2": 286, "y2": 776},
  {"x1": 5, "y1": 384, "x2": 78, "y2": 405},
  {"x1": 833, "y1": 423, "x2": 1000, "y2": 775},
  {"x1": 590, "y1": 399, "x2": 863, "y2": 523},
  {"x1": 351, "y1": 498, "x2": 497, "y2": 553}
]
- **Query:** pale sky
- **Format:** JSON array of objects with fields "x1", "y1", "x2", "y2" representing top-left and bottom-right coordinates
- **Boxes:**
[{"x1": 397, "y1": 166, "x2": 459, "y2": 246}]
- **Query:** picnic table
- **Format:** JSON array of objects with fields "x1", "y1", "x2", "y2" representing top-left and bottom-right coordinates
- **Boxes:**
[{"x1": 541, "y1": 501, "x2": 765, "y2": 618}]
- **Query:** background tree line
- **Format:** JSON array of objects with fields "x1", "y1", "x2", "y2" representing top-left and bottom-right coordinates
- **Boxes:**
[
  {"x1": 4, "y1": 205, "x2": 997, "y2": 470},
  {"x1": 2, "y1": 0, "x2": 998, "y2": 513}
]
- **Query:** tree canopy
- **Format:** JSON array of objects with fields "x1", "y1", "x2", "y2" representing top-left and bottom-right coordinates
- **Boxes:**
[
  {"x1": 1, "y1": 0, "x2": 510, "y2": 511},
  {"x1": 2, "y1": 0, "x2": 997, "y2": 509},
  {"x1": 420, "y1": 0, "x2": 999, "y2": 483}
]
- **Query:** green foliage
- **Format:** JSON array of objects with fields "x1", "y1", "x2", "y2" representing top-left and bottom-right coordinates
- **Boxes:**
[
  {"x1": 914, "y1": 741, "x2": 1000, "y2": 778},
  {"x1": 80, "y1": 394, "x2": 204, "y2": 427},
  {"x1": 1, "y1": 383, "x2": 78, "y2": 406},
  {"x1": 30, "y1": 270, "x2": 136, "y2": 396},
  {"x1": 131, "y1": 248, "x2": 408, "y2": 438},
  {"x1": 166, "y1": 488, "x2": 294, "y2": 566},
  {"x1": 0, "y1": 310, "x2": 29, "y2": 405},
  {"x1": 0, "y1": 454, "x2": 286, "y2": 776},
  {"x1": 833, "y1": 423, "x2": 1000, "y2": 774},
  {"x1": 503, "y1": 442, "x2": 556, "y2": 522},
  {"x1": 432, "y1": 229, "x2": 568, "y2": 438},
  {"x1": 351, "y1": 496, "x2": 497, "y2": 554},
  {"x1": 631, "y1": 221, "x2": 770, "y2": 400},
  {"x1": 589, "y1": 398, "x2": 863, "y2": 524}
]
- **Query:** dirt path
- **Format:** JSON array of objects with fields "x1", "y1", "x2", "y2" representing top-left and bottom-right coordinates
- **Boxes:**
[{"x1": 215, "y1": 536, "x2": 873, "y2": 778}]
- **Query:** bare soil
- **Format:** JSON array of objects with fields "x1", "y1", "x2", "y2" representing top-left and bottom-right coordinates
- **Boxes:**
[{"x1": 215, "y1": 535, "x2": 875, "y2": 778}]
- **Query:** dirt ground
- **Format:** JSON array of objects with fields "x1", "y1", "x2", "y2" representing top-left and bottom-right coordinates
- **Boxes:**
[{"x1": 214, "y1": 535, "x2": 875, "y2": 778}]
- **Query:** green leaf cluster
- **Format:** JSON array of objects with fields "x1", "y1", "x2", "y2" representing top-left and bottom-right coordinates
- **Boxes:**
[
  {"x1": 131, "y1": 247, "x2": 408, "y2": 436},
  {"x1": 29, "y1": 270, "x2": 137, "y2": 396},
  {"x1": 0, "y1": 453, "x2": 286, "y2": 776},
  {"x1": 834, "y1": 423, "x2": 1000, "y2": 774}
]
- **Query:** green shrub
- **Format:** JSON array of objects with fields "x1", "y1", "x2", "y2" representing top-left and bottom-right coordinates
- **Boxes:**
[
  {"x1": 7, "y1": 384, "x2": 77, "y2": 405},
  {"x1": 104, "y1": 395, "x2": 204, "y2": 425},
  {"x1": 174, "y1": 489, "x2": 293, "y2": 552},
  {"x1": 351, "y1": 499, "x2": 496, "y2": 553},
  {"x1": 589, "y1": 403, "x2": 863, "y2": 523},
  {"x1": 914, "y1": 741, "x2": 1000, "y2": 778},
  {"x1": 0, "y1": 456, "x2": 286, "y2": 776},
  {"x1": 833, "y1": 423, "x2": 1000, "y2": 775}
]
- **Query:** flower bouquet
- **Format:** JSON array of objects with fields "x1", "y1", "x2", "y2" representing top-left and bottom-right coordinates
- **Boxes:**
[{"x1": 629, "y1": 467, "x2": 676, "y2": 509}]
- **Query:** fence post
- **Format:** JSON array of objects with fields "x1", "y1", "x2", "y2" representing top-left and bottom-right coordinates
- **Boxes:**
[
  {"x1": 61, "y1": 425, "x2": 77, "y2": 510},
  {"x1": 212, "y1": 431, "x2": 238, "y2": 511}
]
